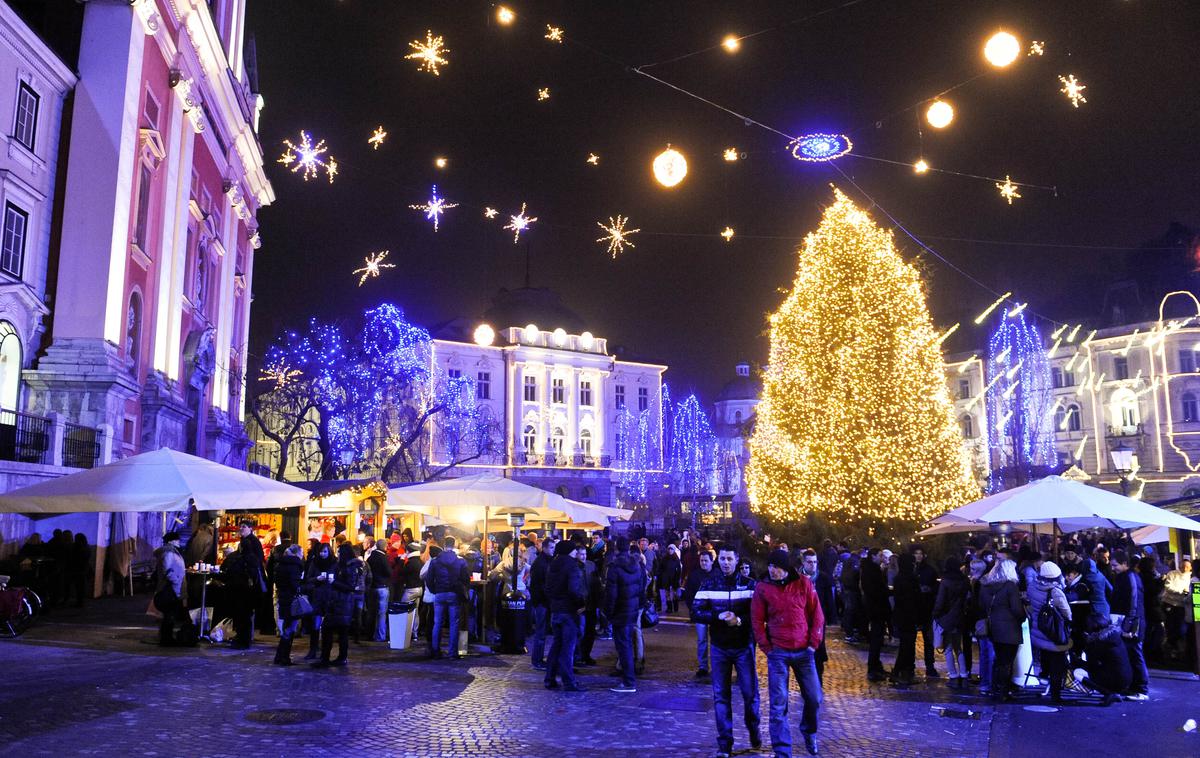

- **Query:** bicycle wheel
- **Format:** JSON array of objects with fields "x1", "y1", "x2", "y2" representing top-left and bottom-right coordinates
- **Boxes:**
[{"x1": 1, "y1": 596, "x2": 33, "y2": 638}]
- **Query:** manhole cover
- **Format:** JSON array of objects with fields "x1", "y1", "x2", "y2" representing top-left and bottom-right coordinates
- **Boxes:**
[
  {"x1": 245, "y1": 708, "x2": 327, "y2": 725},
  {"x1": 638, "y1": 694, "x2": 711, "y2": 712}
]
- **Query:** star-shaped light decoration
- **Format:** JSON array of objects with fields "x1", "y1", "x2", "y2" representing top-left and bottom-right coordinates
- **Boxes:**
[
  {"x1": 720, "y1": 226, "x2": 735, "y2": 243},
  {"x1": 996, "y1": 175, "x2": 1022, "y2": 205},
  {"x1": 504, "y1": 203, "x2": 538, "y2": 243},
  {"x1": 278, "y1": 131, "x2": 336, "y2": 182},
  {"x1": 1029, "y1": 40, "x2": 1045, "y2": 56},
  {"x1": 354, "y1": 250, "x2": 396, "y2": 286},
  {"x1": 259, "y1": 361, "x2": 303, "y2": 390},
  {"x1": 368, "y1": 126, "x2": 387, "y2": 150},
  {"x1": 405, "y1": 30, "x2": 449, "y2": 76},
  {"x1": 1058, "y1": 74, "x2": 1087, "y2": 108},
  {"x1": 723, "y1": 148, "x2": 739, "y2": 162},
  {"x1": 537, "y1": 87, "x2": 551, "y2": 101},
  {"x1": 545, "y1": 25, "x2": 564, "y2": 43},
  {"x1": 586, "y1": 153, "x2": 600, "y2": 165},
  {"x1": 409, "y1": 185, "x2": 458, "y2": 232},
  {"x1": 596, "y1": 215, "x2": 640, "y2": 259},
  {"x1": 483, "y1": 207, "x2": 499, "y2": 219}
]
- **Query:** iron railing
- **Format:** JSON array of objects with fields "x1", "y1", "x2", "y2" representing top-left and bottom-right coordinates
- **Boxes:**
[
  {"x1": 0, "y1": 409, "x2": 50, "y2": 465},
  {"x1": 62, "y1": 422, "x2": 103, "y2": 469}
]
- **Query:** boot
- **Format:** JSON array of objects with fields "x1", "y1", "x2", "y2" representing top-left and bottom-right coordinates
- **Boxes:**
[
  {"x1": 304, "y1": 629, "x2": 320, "y2": 661},
  {"x1": 312, "y1": 627, "x2": 334, "y2": 668},
  {"x1": 274, "y1": 636, "x2": 293, "y2": 666},
  {"x1": 333, "y1": 627, "x2": 349, "y2": 665}
]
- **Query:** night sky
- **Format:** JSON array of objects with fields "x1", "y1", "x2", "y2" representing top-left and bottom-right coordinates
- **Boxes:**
[{"x1": 245, "y1": 0, "x2": 1200, "y2": 401}]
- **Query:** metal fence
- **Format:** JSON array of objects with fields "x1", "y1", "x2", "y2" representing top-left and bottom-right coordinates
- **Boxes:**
[
  {"x1": 0, "y1": 409, "x2": 51, "y2": 465},
  {"x1": 62, "y1": 422, "x2": 103, "y2": 469}
]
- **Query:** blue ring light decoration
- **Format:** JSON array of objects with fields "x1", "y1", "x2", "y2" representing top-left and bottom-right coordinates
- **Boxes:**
[{"x1": 787, "y1": 133, "x2": 853, "y2": 162}]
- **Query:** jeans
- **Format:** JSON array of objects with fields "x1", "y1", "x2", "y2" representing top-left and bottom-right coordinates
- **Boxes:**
[
  {"x1": 369, "y1": 587, "x2": 389, "y2": 641},
  {"x1": 529, "y1": 605, "x2": 549, "y2": 665},
  {"x1": 696, "y1": 622, "x2": 711, "y2": 671},
  {"x1": 633, "y1": 609, "x2": 644, "y2": 661},
  {"x1": 712, "y1": 645, "x2": 760, "y2": 753},
  {"x1": 612, "y1": 622, "x2": 636, "y2": 687},
  {"x1": 545, "y1": 611, "x2": 580, "y2": 688},
  {"x1": 992, "y1": 641, "x2": 1019, "y2": 696},
  {"x1": 978, "y1": 636, "x2": 995, "y2": 691},
  {"x1": 430, "y1": 592, "x2": 460, "y2": 656},
  {"x1": 766, "y1": 647, "x2": 823, "y2": 757},
  {"x1": 943, "y1": 631, "x2": 965, "y2": 678},
  {"x1": 580, "y1": 605, "x2": 597, "y2": 659},
  {"x1": 1124, "y1": 636, "x2": 1149, "y2": 695}
]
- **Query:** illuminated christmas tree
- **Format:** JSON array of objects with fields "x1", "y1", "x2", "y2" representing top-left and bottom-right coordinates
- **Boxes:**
[{"x1": 746, "y1": 189, "x2": 978, "y2": 526}]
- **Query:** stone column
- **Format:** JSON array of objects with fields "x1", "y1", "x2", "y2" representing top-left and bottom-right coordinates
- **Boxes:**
[{"x1": 511, "y1": 362, "x2": 524, "y2": 462}]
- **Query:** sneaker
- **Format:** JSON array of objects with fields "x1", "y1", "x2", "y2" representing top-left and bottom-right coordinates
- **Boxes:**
[
  {"x1": 609, "y1": 685, "x2": 637, "y2": 693},
  {"x1": 1123, "y1": 692, "x2": 1149, "y2": 702}
]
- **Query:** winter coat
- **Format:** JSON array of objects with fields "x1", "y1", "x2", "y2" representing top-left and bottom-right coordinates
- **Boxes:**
[
  {"x1": 914, "y1": 560, "x2": 939, "y2": 622},
  {"x1": 582, "y1": 559, "x2": 601, "y2": 608},
  {"x1": 238, "y1": 534, "x2": 266, "y2": 592},
  {"x1": 528, "y1": 552, "x2": 552, "y2": 607},
  {"x1": 932, "y1": 570, "x2": 969, "y2": 635},
  {"x1": 184, "y1": 525, "x2": 214, "y2": 566},
  {"x1": 751, "y1": 570, "x2": 825, "y2": 654},
  {"x1": 546, "y1": 553, "x2": 587, "y2": 615},
  {"x1": 427, "y1": 550, "x2": 469, "y2": 597},
  {"x1": 979, "y1": 579, "x2": 1025, "y2": 646},
  {"x1": 365, "y1": 549, "x2": 390, "y2": 589},
  {"x1": 1111, "y1": 570, "x2": 1145, "y2": 627},
  {"x1": 304, "y1": 553, "x2": 337, "y2": 615},
  {"x1": 1080, "y1": 558, "x2": 1113, "y2": 618},
  {"x1": 891, "y1": 569, "x2": 920, "y2": 633},
  {"x1": 273, "y1": 554, "x2": 305, "y2": 621},
  {"x1": 840, "y1": 558, "x2": 861, "y2": 597},
  {"x1": 807, "y1": 570, "x2": 837, "y2": 623},
  {"x1": 1027, "y1": 576, "x2": 1072, "y2": 652},
  {"x1": 325, "y1": 557, "x2": 364, "y2": 628},
  {"x1": 860, "y1": 559, "x2": 891, "y2": 620},
  {"x1": 684, "y1": 566, "x2": 716, "y2": 609},
  {"x1": 603, "y1": 553, "x2": 647, "y2": 626},
  {"x1": 1083, "y1": 620, "x2": 1132, "y2": 695},
  {"x1": 1141, "y1": 571, "x2": 1165, "y2": 624},
  {"x1": 692, "y1": 570, "x2": 756, "y2": 650},
  {"x1": 155, "y1": 543, "x2": 186, "y2": 600},
  {"x1": 398, "y1": 552, "x2": 424, "y2": 591},
  {"x1": 657, "y1": 552, "x2": 682, "y2": 588}
]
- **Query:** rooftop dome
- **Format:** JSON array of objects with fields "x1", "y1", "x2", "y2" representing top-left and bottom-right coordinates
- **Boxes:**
[{"x1": 717, "y1": 362, "x2": 760, "y2": 402}]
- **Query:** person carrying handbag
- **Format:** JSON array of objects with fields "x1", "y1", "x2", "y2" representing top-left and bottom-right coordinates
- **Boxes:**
[
  {"x1": 272, "y1": 543, "x2": 306, "y2": 665},
  {"x1": 1027, "y1": 560, "x2": 1073, "y2": 703},
  {"x1": 979, "y1": 559, "x2": 1026, "y2": 702}
]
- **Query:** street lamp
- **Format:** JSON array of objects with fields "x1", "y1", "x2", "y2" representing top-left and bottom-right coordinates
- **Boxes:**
[{"x1": 1109, "y1": 443, "x2": 1134, "y2": 496}]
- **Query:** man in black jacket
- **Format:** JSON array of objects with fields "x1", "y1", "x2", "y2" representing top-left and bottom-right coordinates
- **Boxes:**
[
  {"x1": 527, "y1": 537, "x2": 555, "y2": 669},
  {"x1": 604, "y1": 537, "x2": 645, "y2": 693},
  {"x1": 544, "y1": 540, "x2": 587, "y2": 692},
  {"x1": 684, "y1": 550, "x2": 717, "y2": 679},
  {"x1": 912, "y1": 546, "x2": 941, "y2": 678},
  {"x1": 426, "y1": 537, "x2": 469, "y2": 659},
  {"x1": 363, "y1": 537, "x2": 391, "y2": 641},
  {"x1": 693, "y1": 545, "x2": 760, "y2": 757},
  {"x1": 860, "y1": 548, "x2": 891, "y2": 681},
  {"x1": 228, "y1": 520, "x2": 266, "y2": 650},
  {"x1": 1110, "y1": 550, "x2": 1149, "y2": 700}
]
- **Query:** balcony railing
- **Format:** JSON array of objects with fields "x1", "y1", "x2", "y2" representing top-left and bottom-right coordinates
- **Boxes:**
[
  {"x1": 1107, "y1": 423, "x2": 1144, "y2": 438},
  {"x1": 62, "y1": 422, "x2": 103, "y2": 469},
  {"x1": 0, "y1": 409, "x2": 50, "y2": 465},
  {"x1": 0, "y1": 408, "x2": 107, "y2": 469}
]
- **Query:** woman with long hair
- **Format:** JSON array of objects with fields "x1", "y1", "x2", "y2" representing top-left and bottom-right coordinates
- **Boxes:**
[
  {"x1": 980, "y1": 559, "x2": 1026, "y2": 701},
  {"x1": 302, "y1": 541, "x2": 336, "y2": 661}
]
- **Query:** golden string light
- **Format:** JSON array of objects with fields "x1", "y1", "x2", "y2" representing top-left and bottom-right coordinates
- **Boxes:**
[
  {"x1": 938, "y1": 323, "x2": 960, "y2": 344},
  {"x1": 483, "y1": 207, "x2": 498, "y2": 219},
  {"x1": 1051, "y1": 324, "x2": 1068, "y2": 340},
  {"x1": 596, "y1": 215, "x2": 640, "y2": 258},
  {"x1": 368, "y1": 126, "x2": 387, "y2": 150},
  {"x1": 1029, "y1": 40, "x2": 1045, "y2": 56},
  {"x1": 1066, "y1": 324, "x2": 1082, "y2": 342},
  {"x1": 1059, "y1": 74, "x2": 1088, "y2": 108},
  {"x1": 496, "y1": 6, "x2": 515, "y2": 25},
  {"x1": 913, "y1": 159, "x2": 930, "y2": 174},
  {"x1": 434, "y1": 156, "x2": 448, "y2": 169},
  {"x1": 996, "y1": 175, "x2": 1022, "y2": 204},
  {"x1": 259, "y1": 361, "x2": 302, "y2": 390},
  {"x1": 537, "y1": 87, "x2": 551, "y2": 101},
  {"x1": 405, "y1": 30, "x2": 450, "y2": 76},
  {"x1": 722, "y1": 35, "x2": 740, "y2": 53},
  {"x1": 353, "y1": 250, "x2": 396, "y2": 286},
  {"x1": 723, "y1": 148, "x2": 740, "y2": 162},
  {"x1": 974, "y1": 292, "x2": 1012, "y2": 324},
  {"x1": 278, "y1": 131, "x2": 336, "y2": 182},
  {"x1": 926, "y1": 100, "x2": 954, "y2": 129},
  {"x1": 983, "y1": 31, "x2": 1020, "y2": 68}
]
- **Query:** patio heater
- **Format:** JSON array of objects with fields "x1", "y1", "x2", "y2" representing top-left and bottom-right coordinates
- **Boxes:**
[
  {"x1": 494, "y1": 506, "x2": 533, "y2": 654},
  {"x1": 1109, "y1": 442, "x2": 1135, "y2": 496}
]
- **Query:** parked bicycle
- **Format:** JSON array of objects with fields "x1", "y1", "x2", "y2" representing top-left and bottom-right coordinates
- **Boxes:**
[{"x1": 0, "y1": 575, "x2": 40, "y2": 638}]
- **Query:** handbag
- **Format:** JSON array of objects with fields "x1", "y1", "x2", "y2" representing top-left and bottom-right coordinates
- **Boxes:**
[
  {"x1": 974, "y1": 585, "x2": 1000, "y2": 638},
  {"x1": 640, "y1": 601, "x2": 660, "y2": 628},
  {"x1": 290, "y1": 593, "x2": 315, "y2": 617}
]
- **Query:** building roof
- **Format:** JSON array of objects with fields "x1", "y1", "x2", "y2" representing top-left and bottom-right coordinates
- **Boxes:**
[
  {"x1": 716, "y1": 374, "x2": 760, "y2": 403},
  {"x1": 483, "y1": 287, "x2": 587, "y2": 334}
]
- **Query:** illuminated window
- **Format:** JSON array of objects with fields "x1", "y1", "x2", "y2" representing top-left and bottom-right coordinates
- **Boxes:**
[
  {"x1": 615, "y1": 384, "x2": 625, "y2": 409},
  {"x1": 0, "y1": 321, "x2": 21, "y2": 410},
  {"x1": 522, "y1": 424, "x2": 537, "y2": 452},
  {"x1": 476, "y1": 371, "x2": 490, "y2": 400},
  {"x1": 552, "y1": 378, "x2": 565, "y2": 404},
  {"x1": 1183, "y1": 393, "x2": 1198, "y2": 423},
  {"x1": 551, "y1": 427, "x2": 564, "y2": 456},
  {"x1": 580, "y1": 380, "x2": 592, "y2": 406},
  {"x1": 523, "y1": 376, "x2": 536, "y2": 402}
]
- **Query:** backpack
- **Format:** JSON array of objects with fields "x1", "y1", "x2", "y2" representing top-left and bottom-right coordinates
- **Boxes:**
[{"x1": 1037, "y1": 599, "x2": 1070, "y2": 646}]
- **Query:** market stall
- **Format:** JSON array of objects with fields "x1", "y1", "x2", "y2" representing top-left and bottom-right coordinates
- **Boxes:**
[{"x1": 293, "y1": 479, "x2": 388, "y2": 546}]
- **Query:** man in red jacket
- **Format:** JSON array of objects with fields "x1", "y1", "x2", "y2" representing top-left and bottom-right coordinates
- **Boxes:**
[{"x1": 752, "y1": 550, "x2": 825, "y2": 757}]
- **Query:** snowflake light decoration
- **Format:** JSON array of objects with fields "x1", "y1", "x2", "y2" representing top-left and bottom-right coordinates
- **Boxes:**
[
  {"x1": 405, "y1": 30, "x2": 449, "y2": 76},
  {"x1": 586, "y1": 153, "x2": 600, "y2": 165},
  {"x1": 537, "y1": 87, "x2": 551, "y2": 101},
  {"x1": 354, "y1": 250, "x2": 396, "y2": 286},
  {"x1": 368, "y1": 126, "x2": 387, "y2": 150},
  {"x1": 723, "y1": 147, "x2": 739, "y2": 162},
  {"x1": 278, "y1": 131, "x2": 336, "y2": 182},
  {"x1": 483, "y1": 207, "x2": 498, "y2": 219},
  {"x1": 259, "y1": 361, "x2": 302, "y2": 390},
  {"x1": 1029, "y1": 40, "x2": 1045, "y2": 56},
  {"x1": 996, "y1": 175, "x2": 1022, "y2": 205},
  {"x1": 545, "y1": 25, "x2": 564, "y2": 43},
  {"x1": 596, "y1": 215, "x2": 640, "y2": 258},
  {"x1": 720, "y1": 226, "x2": 735, "y2": 242},
  {"x1": 409, "y1": 185, "x2": 458, "y2": 232},
  {"x1": 1058, "y1": 74, "x2": 1087, "y2": 108},
  {"x1": 787, "y1": 133, "x2": 853, "y2": 162},
  {"x1": 504, "y1": 203, "x2": 538, "y2": 243}
]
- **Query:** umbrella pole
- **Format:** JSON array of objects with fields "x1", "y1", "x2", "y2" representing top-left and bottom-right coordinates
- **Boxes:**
[{"x1": 1052, "y1": 519, "x2": 1060, "y2": 562}]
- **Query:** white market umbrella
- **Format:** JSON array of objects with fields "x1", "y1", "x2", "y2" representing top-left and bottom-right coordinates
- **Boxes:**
[
  {"x1": 0, "y1": 447, "x2": 312, "y2": 514},
  {"x1": 919, "y1": 475, "x2": 1200, "y2": 535},
  {"x1": 1131, "y1": 524, "x2": 1170, "y2": 544},
  {"x1": 387, "y1": 473, "x2": 573, "y2": 525}
]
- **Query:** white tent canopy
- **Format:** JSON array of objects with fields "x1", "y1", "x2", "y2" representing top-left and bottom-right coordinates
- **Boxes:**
[
  {"x1": 387, "y1": 474, "x2": 575, "y2": 525},
  {"x1": 0, "y1": 447, "x2": 312, "y2": 514},
  {"x1": 919, "y1": 476, "x2": 1200, "y2": 535}
]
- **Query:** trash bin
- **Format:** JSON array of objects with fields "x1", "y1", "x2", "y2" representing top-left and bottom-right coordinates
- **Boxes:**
[
  {"x1": 497, "y1": 590, "x2": 528, "y2": 654},
  {"x1": 388, "y1": 600, "x2": 417, "y2": 650}
]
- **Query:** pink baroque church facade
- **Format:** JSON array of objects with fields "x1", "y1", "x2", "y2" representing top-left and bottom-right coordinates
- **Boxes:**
[{"x1": 16, "y1": 0, "x2": 273, "y2": 472}]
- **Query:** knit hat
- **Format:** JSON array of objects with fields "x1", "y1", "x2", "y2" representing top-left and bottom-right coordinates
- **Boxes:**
[
  {"x1": 554, "y1": 540, "x2": 575, "y2": 557},
  {"x1": 1039, "y1": 561, "x2": 1063, "y2": 580},
  {"x1": 163, "y1": 531, "x2": 181, "y2": 544},
  {"x1": 767, "y1": 549, "x2": 791, "y2": 571}
]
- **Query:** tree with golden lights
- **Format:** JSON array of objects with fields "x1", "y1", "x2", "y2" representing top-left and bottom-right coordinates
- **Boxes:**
[{"x1": 747, "y1": 189, "x2": 978, "y2": 529}]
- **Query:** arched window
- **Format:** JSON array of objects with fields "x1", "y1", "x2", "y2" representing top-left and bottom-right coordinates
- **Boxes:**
[
  {"x1": 1054, "y1": 406, "x2": 1067, "y2": 432},
  {"x1": 959, "y1": 414, "x2": 974, "y2": 439},
  {"x1": 555, "y1": 485, "x2": 569, "y2": 498},
  {"x1": 1183, "y1": 393, "x2": 1198, "y2": 423},
  {"x1": 734, "y1": 410, "x2": 743, "y2": 424},
  {"x1": 126, "y1": 291, "x2": 142, "y2": 370},
  {"x1": 522, "y1": 424, "x2": 537, "y2": 452},
  {"x1": 579, "y1": 428, "x2": 592, "y2": 455},
  {"x1": 0, "y1": 321, "x2": 20, "y2": 411},
  {"x1": 581, "y1": 485, "x2": 596, "y2": 502},
  {"x1": 1066, "y1": 404, "x2": 1082, "y2": 432},
  {"x1": 551, "y1": 427, "x2": 565, "y2": 456},
  {"x1": 1110, "y1": 390, "x2": 1138, "y2": 430}
]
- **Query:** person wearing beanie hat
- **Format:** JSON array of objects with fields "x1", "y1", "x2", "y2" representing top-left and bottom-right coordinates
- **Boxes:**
[
  {"x1": 154, "y1": 530, "x2": 194, "y2": 647},
  {"x1": 752, "y1": 548, "x2": 824, "y2": 756},
  {"x1": 1027, "y1": 559, "x2": 1072, "y2": 702}
]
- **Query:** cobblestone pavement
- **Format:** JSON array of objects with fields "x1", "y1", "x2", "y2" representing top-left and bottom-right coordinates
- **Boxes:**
[{"x1": 0, "y1": 597, "x2": 1189, "y2": 757}]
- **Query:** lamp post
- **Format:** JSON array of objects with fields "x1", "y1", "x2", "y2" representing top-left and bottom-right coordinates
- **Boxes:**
[{"x1": 1109, "y1": 442, "x2": 1134, "y2": 496}]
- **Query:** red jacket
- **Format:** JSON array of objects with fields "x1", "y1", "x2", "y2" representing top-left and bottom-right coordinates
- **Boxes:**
[{"x1": 751, "y1": 571, "x2": 825, "y2": 653}]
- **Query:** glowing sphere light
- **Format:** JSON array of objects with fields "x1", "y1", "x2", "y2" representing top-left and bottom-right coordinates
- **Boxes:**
[
  {"x1": 523, "y1": 324, "x2": 539, "y2": 343},
  {"x1": 913, "y1": 159, "x2": 929, "y2": 174},
  {"x1": 787, "y1": 133, "x2": 852, "y2": 162},
  {"x1": 652, "y1": 147, "x2": 688, "y2": 188},
  {"x1": 473, "y1": 324, "x2": 496, "y2": 347},
  {"x1": 496, "y1": 6, "x2": 515, "y2": 25},
  {"x1": 983, "y1": 31, "x2": 1020, "y2": 68},
  {"x1": 926, "y1": 100, "x2": 954, "y2": 129},
  {"x1": 722, "y1": 35, "x2": 740, "y2": 53}
]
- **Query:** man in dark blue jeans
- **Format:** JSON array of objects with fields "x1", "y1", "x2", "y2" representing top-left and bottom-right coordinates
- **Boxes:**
[
  {"x1": 527, "y1": 538, "x2": 555, "y2": 669},
  {"x1": 604, "y1": 537, "x2": 647, "y2": 693},
  {"x1": 752, "y1": 550, "x2": 825, "y2": 757},
  {"x1": 692, "y1": 545, "x2": 760, "y2": 757},
  {"x1": 544, "y1": 539, "x2": 587, "y2": 691},
  {"x1": 426, "y1": 536, "x2": 469, "y2": 659}
]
